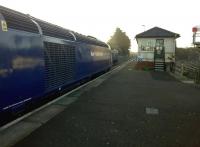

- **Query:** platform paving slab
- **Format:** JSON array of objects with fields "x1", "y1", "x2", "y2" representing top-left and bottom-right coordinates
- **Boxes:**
[
  {"x1": 24, "y1": 105, "x2": 66, "y2": 124},
  {"x1": 0, "y1": 121, "x2": 42, "y2": 147}
]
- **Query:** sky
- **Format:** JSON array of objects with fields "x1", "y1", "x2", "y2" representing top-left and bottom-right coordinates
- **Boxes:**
[{"x1": 1, "y1": 0, "x2": 200, "y2": 51}]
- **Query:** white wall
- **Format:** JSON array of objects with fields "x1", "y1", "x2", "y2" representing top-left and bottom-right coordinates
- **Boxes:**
[{"x1": 137, "y1": 38, "x2": 176, "y2": 62}]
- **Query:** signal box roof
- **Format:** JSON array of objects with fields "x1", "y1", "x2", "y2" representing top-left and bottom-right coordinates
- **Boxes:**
[{"x1": 136, "y1": 27, "x2": 180, "y2": 39}]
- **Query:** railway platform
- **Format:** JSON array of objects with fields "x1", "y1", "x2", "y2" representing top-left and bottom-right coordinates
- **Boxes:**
[{"x1": 2, "y1": 61, "x2": 200, "y2": 147}]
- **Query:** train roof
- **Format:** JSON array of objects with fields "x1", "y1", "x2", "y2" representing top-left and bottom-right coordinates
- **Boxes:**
[
  {"x1": 72, "y1": 32, "x2": 108, "y2": 47},
  {"x1": 0, "y1": 5, "x2": 39, "y2": 33},
  {"x1": 0, "y1": 5, "x2": 108, "y2": 47}
]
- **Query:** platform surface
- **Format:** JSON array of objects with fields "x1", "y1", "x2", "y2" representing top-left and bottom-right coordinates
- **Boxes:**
[{"x1": 13, "y1": 62, "x2": 200, "y2": 147}]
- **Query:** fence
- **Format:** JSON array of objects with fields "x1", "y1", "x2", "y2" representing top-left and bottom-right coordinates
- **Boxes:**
[{"x1": 174, "y1": 62, "x2": 200, "y2": 84}]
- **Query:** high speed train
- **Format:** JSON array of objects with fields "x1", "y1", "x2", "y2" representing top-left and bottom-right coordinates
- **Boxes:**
[{"x1": 0, "y1": 5, "x2": 113, "y2": 123}]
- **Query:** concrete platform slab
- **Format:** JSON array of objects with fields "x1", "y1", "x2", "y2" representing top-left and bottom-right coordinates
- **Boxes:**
[
  {"x1": 0, "y1": 121, "x2": 41, "y2": 147},
  {"x1": 24, "y1": 105, "x2": 66, "y2": 124},
  {"x1": 55, "y1": 96, "x2": 78, "y2": 106}
]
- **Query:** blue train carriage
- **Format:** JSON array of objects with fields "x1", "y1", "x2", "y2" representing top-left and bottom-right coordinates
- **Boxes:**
[{"x1": 0, "y1": 5, "x2": 112, "y2": 118}]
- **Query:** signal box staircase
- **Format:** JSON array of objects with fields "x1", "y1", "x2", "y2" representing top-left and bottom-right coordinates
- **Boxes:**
[{"x1": 154, "y1": 48, "x2": 166, "y2": 72}]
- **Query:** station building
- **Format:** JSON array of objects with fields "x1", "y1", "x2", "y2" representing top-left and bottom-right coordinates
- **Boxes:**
[{"x1": 135, "y1": 27, "x2": 180, "y2": 71}]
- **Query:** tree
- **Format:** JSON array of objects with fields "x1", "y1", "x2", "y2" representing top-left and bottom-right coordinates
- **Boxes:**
[{"x1": 107, "y1": 28, "x2": 131, "y2": 55}]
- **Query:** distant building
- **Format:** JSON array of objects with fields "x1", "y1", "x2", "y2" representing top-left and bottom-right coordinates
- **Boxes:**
[{"x1": 135, "y1": 27, "x2": 180, "y2": 71}]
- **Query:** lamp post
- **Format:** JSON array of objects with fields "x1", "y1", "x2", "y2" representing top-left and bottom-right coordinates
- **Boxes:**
[{"x1": 142, "y1": 25, "x2": 146, "y2": 32}]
